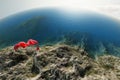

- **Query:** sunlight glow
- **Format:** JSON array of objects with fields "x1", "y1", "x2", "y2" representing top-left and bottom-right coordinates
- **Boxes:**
[
  {"x1": 28, "y1": 0, "x2": 116, "y2": 16},
  {"x1": 27, "y1": 0, "x2": 120, "y2": 20},
  {"x1": 1, "y1": 0, "x2": 120, "y2": 20},
  {"x1": 29, "y1": 0, "x2": 100, "y2": 11}
]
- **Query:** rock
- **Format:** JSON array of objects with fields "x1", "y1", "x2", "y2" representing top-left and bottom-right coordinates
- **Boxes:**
[
  {"x1": 0, "y1": 44, "x2": 120, "y2": 80},
  {"x1": 31, "y1": 53, "x2": 40, "y2": 74},
  {"x1": 6, "y1": 54, "x2": 28, "y2": 68}
]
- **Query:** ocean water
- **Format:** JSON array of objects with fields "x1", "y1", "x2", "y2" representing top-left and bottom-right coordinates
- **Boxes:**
[{"x1": 0, "y1": 8, "x2": 120, "y2": 57}]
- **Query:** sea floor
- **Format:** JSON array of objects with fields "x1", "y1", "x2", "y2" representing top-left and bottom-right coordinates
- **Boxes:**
[{"x1": 0, "y1": 43, "x2": 120, "y2": 80}]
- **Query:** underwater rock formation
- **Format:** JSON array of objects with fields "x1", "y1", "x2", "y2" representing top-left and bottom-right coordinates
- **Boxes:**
[{"x1": 0, "y1": 43, "x2": 120, "y2": 80}]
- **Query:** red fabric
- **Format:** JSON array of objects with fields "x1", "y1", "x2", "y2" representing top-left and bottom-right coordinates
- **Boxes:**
[
  {"x1": 18, "y1": 42, "x2": 27, "y2": 48},
  {"x1": 27, "y1": 39, "x2": 38, "y2": 46},
  {"x1": 14, "y1": 39, "x2": 39, "y2": 51},
  {"x1": 14, "y1": 44, "x2": 20, "y2": 51}
]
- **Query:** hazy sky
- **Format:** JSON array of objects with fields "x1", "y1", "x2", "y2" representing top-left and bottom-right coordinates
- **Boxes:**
[{"x1": 0, "y1": 0, "x2": 120, "y2": 19}]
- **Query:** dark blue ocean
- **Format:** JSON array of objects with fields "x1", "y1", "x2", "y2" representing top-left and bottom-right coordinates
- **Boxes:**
[{"x1": 0, "y1": 8, "x2": 120, "y2": 57}]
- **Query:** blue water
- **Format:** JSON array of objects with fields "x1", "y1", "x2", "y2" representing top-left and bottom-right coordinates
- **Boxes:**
[{"x1": 0, "y1": 8, "x2": 120, "y2": 57}]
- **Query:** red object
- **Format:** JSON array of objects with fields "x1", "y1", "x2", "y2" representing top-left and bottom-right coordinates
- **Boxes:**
[
  {"x1": 27, "y1": 39, "x2": 39, "y2": 51},
  {"x1": 14, "y1": 44, "x2": 20, "y2": 51},
  {"x1": 18, "y1": 42, "x2": 28, "y2": 48},
  {"x1": 14, "y1": 41, "x2": 27, "y2": 51},
  {"x1": 36, "y1": 47, "x2": 40, "y2": 50},
  {"x1": 14, "y1": 39, "x2": 39, "y2": 51},
  {"x1": 27, "y1": 39, "x2": 38, "y2": 46}
]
